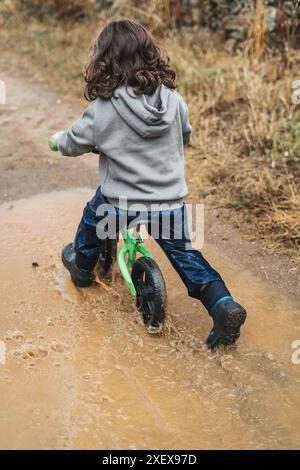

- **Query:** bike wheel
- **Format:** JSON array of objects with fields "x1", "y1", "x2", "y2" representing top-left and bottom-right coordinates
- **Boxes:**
[
  {"x1": 131, "y1": 256, "x2": 167, "y2": 333},
  {"x1": 96, "y1": 239, "x2": 117, "y2": 280}
]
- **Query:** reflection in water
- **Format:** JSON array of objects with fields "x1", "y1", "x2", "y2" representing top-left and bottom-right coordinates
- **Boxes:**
[{"x1": 0, "y1": 188, "x2": 299, "y2": 449}]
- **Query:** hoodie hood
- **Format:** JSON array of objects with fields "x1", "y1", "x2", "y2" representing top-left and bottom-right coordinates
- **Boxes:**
[{"x1": 111, "y1": 84, "x2": 177, "y2": 138}]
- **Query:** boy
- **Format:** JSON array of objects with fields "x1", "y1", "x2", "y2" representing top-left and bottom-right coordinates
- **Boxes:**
[{"x1": 52, "y1": 18, "x2": 247, "y2": 349}]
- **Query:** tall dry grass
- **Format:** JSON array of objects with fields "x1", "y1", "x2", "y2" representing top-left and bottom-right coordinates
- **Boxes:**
[
  {"x1": 0, "y1": 0, "x2": 96, "y2": 20},
  {"x1": 165, "y1": 31, "x2": 300, "y2": 253}
]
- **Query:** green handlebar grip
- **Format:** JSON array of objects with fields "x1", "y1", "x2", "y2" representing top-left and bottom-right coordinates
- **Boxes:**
[{"x1": 48, "y1": 136, "x2": 58, "y2": 152}]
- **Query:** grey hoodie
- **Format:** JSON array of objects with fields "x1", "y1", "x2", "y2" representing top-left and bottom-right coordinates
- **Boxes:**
[{"x1": 57, "y1": 84, "x2": 192, "y2": 210}]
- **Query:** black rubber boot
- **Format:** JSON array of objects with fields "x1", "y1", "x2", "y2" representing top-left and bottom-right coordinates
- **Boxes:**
[
  {"x1": 61, "y1": 243, "x2": 94, "y2": 287},
  {"x1": 206, "y1": 298, "x2": 247, "y2": 350}
]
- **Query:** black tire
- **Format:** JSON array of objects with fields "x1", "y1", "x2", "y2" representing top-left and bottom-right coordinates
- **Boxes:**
[
  {"x1": 96, "y1": 239, "x2": 117, "y2": 280},
  {"x1": 131, "y1": 256, "x2": 167, "y2": 333}
]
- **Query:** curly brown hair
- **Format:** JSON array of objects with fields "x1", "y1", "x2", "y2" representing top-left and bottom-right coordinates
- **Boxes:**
[{"x1": 84, "y1": 18, "x2": 177, "y2": 101}]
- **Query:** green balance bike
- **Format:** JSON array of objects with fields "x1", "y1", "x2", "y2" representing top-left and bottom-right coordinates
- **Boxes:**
[{"x1": 49, "y1": 135, "x2": 167, "y2": 334}]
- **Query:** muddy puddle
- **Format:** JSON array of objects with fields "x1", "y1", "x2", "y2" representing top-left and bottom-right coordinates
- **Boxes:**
[{"x1": 0, "y1": 188, "x2": 300, "y2": 449}]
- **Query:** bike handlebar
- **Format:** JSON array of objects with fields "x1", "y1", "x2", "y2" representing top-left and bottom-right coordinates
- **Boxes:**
[{"x1": 48, "y1": 136, "x2": 59, "y2": 152}]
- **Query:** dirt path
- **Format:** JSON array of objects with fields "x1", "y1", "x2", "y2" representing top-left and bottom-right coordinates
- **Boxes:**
[{"x1": 0, "y1": 64, "x2": 300, "y2": 450}]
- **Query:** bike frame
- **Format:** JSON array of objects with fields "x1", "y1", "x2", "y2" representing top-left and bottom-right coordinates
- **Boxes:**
[{"x1": 118, "y1": 226, "x2": 154, "y2": 300}]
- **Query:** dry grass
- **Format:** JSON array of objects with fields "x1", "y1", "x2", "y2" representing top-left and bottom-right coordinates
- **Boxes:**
[
  {"x1": 0, "y1": 1, "x2": 299, "y2": 256},
  {"x1": 1, "y1": 0, "x2": 96, "y2": 20},
  {"x1": 165, "y1": 33, "x2": 300, "y2": 254}
]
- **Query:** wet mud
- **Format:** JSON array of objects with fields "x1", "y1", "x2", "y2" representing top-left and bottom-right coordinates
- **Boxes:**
[{"x1": 0, "y1": 188, "x2": 300, "y2": 449}]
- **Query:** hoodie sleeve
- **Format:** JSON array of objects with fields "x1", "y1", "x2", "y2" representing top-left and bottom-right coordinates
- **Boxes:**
[
  {"x1": 57, "y1": 102, "x2": 95, "y2": 157},
  {"x1": 177, "y1": 93, "x2": 192, "y2": 146}
]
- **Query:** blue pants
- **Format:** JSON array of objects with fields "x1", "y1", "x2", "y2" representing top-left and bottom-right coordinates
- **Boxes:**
[{"x1": 74, "y1": 187, "x2": 231, "y2": 312}]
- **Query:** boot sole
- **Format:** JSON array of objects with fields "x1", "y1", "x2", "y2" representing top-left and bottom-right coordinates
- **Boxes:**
[
  {"x1": 207, "y1": 307, "x2": 247, "y2": 350},
  {"x1": 61, "y1": 250, "x2": 93, "y2": 288},
  {"x1": 221, "y1": 307, "x2": 247, "y2": 346}
]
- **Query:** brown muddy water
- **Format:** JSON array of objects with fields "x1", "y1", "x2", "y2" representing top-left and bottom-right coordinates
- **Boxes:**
[{"x1": 0, "y1": 188, "x2": 300, "y2": 450}]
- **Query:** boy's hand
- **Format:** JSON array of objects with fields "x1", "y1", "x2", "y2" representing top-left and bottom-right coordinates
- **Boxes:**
[{"x1": 48, "y1": 131, "x2": 64, "y2": 152}]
